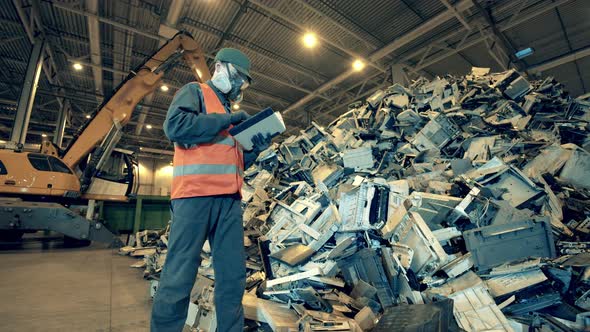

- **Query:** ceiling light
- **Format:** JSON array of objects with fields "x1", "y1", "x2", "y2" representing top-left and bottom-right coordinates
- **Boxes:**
[
  {"x1": 169, "y1": 161, "x2": 173, "y2": 166},
  {"x1": 41, "y1": 133, "x2": 47, "y2": 137},
  {"x1": 146, "y1": 124, "x2": 153, "y2": 129},
  {"x1": 85, "y1": 114, "x2": 91, "y2": 119},
  {"x1": 160, "y1": 85, "x2": 169, "y2": 92},
  {"x1": 515, "y1": 47, "x2": 534, "y2": 59},
  {"x1": 73, "y1": 63, "x2": 83, "y2": 71},
  {"x1": 352, "y1": 59, "x2": 365, "y2": 72},
  {"x1": 139, "y1": 147, "x2": 143, "y2": 150},
  {"x1": 232, "y1": 104, "x2": 240, "y2": 110},
  {"x1": 302, "y1": 32, "x2": 318, "y2": 48}
]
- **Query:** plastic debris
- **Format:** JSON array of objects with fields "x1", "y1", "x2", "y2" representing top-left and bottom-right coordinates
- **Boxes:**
[{"x1": 123, "y1": 68, "x2": 590, "y2": 331}]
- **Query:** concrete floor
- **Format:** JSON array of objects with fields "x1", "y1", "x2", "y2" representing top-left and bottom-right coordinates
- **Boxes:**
[{"x1": 0, "y1": 235, "x2": 152, "y2": 332}]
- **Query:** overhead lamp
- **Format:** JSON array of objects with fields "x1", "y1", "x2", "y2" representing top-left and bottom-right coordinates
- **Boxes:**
[
  {"x1": 169, "y1": 161, "x2": 173, "y2": 166},
  {"x1": 139, "y1": 147, "x2": 143, "y2": 150},
  {"x1": 85, "y1": 114, "x2": 91, "y2": 119},
  {"x1": 515, "y1": 47, "x2": 534, "y2": 59},
  {"x1": 41, "y1": 133, "x2": 47, "y2": 137},
  {"x1": 352, "y1": 59, "x2": 365, "y2": 72},
  {"x1": 160, "y1": 85, "x2": 169, "y2": 92},
  {"x1": 146, "y1": 124, "x2": 153, "y2": 129},
  {"x1": 73, "y1": 63, "x2": 83, "y2": 71},
  {"x1": 302, "y1": 32, "x2": 318, "y2": 48},
  {"x1": 232, "y1": 104, "x2": 240, "y2": 110}
]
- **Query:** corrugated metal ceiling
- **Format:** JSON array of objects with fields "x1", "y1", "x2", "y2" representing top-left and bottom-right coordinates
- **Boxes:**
[{"x1": 0, "y1": 0, "x2": 588, "y2": 149}]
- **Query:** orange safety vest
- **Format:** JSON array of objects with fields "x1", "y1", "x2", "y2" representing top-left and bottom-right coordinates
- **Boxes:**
[{"x1": 171, "y1": 83, "x2": 244, "y2": 199}]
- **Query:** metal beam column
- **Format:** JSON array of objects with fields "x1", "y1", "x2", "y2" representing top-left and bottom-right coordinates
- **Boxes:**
[
  {"x1": 529, "y1": 45, "x2": 590, "y2": 73},
  {"x1": 136, "y1": 0, "x2": 185, "y2": 136},
  {"x1": 10, "y1": 38, "x2": 45, "y2": 144},
  {"x1": 86, "y1": 0, "x2": 104, "y2": 100},
  {"x1": 53, "y1": 99, "x2": 69, "y2": 148},
  {"x1": 133, "y1": 196, "x2": 143, "y2": 233}
]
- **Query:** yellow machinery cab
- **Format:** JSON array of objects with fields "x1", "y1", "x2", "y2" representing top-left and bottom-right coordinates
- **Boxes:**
[{"x1": 0, "y1": 150, "x2": 80, "y2": 197}]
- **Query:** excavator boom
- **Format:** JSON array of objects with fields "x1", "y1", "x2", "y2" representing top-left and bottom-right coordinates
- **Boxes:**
[
  {"x1": 0, "y1": 32, "x2": 211, "y2": 246},
  {"x1": 62, "y1": 31, "x2": 211, "y2": 169}
]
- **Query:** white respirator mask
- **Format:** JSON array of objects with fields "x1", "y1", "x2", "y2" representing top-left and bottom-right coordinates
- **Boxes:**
[{"x1": 211, "y1": 62, "x2": 250, "y2": 103}]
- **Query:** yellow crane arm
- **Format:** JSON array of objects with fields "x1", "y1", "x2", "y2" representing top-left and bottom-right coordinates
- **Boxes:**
[{"x1": 61, "y1": 31, "x2": 211, "y2": 169}]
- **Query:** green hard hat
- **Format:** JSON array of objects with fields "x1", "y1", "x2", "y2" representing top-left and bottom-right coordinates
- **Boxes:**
[{"x1": 215, "y1": 48, "x2": 251, "y2": 81}]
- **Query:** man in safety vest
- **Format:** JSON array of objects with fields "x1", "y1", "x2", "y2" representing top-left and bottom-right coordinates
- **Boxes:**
[{"x1": 151, "y1": 48, "x2": 271, "y2": 332}]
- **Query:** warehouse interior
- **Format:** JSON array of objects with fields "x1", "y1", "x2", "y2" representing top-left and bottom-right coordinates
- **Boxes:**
[{"x1": 1, "y1": 0, "x2": 590, "y2": 331}]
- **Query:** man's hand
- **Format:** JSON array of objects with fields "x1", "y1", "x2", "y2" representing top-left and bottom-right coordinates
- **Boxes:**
[
  {"x1": 230, "y1": 111, "x2": 250, "y2": 125},
  {"x1": 251, "y1": 133, "x2": 272, "y2": 153}
]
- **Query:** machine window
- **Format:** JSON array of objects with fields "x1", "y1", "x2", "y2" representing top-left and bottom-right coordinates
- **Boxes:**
[
  {"x1": 48, "y1": 156, "x2": 72, "y2": 174},
  {"x1": 27, "y1": 154, "x2": 51, "y2": 172},
  {"x1": 0, "y1": 160, "x2": 6, "y2": 175}
]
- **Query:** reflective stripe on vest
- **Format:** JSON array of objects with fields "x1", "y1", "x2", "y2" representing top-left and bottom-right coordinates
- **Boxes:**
[
  {"x1": 170, "y1": 83, "x2": 244, "y2": 199},
  {"x1": 173, "y1": 164, "x2": 237, "y2": 176}
]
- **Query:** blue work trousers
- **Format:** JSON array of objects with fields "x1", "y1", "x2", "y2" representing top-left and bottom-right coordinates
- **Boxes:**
[{"x1": 151, "y1": 194, "x2": 246, "y2": 332}]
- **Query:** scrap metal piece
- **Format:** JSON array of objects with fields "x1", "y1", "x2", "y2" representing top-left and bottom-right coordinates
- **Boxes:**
[
  {"x1": 297, "y1": 309, "x2": 358, "y2": 332},
  {"x1": 242, "y1": 293, "x2": 299, "y2": 332},
  {"x1": 492, "y1": 70, "x2": 532, "y2": 100},
  {"x1": 338, "y1": 248, "x2": 396, "y2": 308},
  {"x1": 304, "y1": 204, "x2": 340, "y2": 251},
  {"x1": 350, "y1": 279, "x2": 378, "y2": 299},
  {"x1": 409, "y1": 192, "x2": 463, "y2": 227},
  {"x1": 373, "y1": 299, "x2": 454, "y2": 332},
  {"x1": 185, "y1": 286, "x2": 217, "y2": 331},
  {"x1": 342, "y1": 147, "x2": 375, "y2": 170},
  {"x1": 464, "y1": 218, "x2": 556, "y2": 271},
  {"x1": 338, "y1": 182, "x2": 391, "y2": 232},
  {"x1": 279, "y1": 136, "x2": 308, "y2": 164},
  {"x1": 265, "y1": 202, "x2": 307, "y2": 246},
  {"x1": 558, "y1": 146, "x2": 590, "y2": 189},
  {"x1": 354, "y1": 306, "x2": 377, "y2": 331},
  {"x1": 576, "y1": 289, "x2": 590, "y2": 310},
  {"x1": 390, "y1": 243, "x2": 414, "y2": 270},
  {"x1": 150, "y1": 280, "x2": 159, "y2": 299},
  {"x1": 270, "y1": 244, "x2": 315, "y2": 267},
  {"x1": 463, "y1": 136, "x2": 496, "y2": 161},
  {"x1": 381, "y1": 201, "x2": 411, "y2": 239},
  {"x1": 311, "y1": 163, "x2": 343, "y2": 188},
  {"x1": 367, "y1": 89, "x2": 386, "y2": 109},
  {"x1": 382, "y1": 206, "x2": 448, "y2": 279},
  {"x1": 250, "y1": 169, "x2": 275, "y2": 189},
  {"x1": 485, "y1": 268, "x2": 548, "y2": 298},
  {"x1": 411, "y1": 113, "x2": 461, "y2": 152},
  {"x1": 449, "y1": 285, "x2": 513, "y2": 332},
  {"x1": 266, "y1": 267, "x2": 322, "y2": 288},
  {"x1": 426, "y1": 271, "x2": 484, "y2": 299},
  {"x1": 258, "y1": 237, "x2": 274, "y2": 280},
  {"x1": 503, "y1": 291, "x2": 562, "y2": 316},
  {"x1": 432, "y1": 227, "x2": 462, "y2": 244},
  {"x1": 290, "y1": 286, "x2": 333, "y2": 313},
  {"x1": 290, "y1": 197, "x2": 323, "y2": 222},
  {"x1": 471, "y1": 157, "x2": 544, "y2": 208},
  {"x1": 441, "y1": 253, "x2": 474, "y2": 279},
  {"x1": 487, "y1": 258, "x2": 543, "y2": 276},
  {"x1": 381, "y1": 246, "x2": 423, "y2": 305}
]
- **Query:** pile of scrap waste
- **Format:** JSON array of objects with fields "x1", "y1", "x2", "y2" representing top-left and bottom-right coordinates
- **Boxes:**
[{"x1": 121, "y1": 68, "x2": 590, "y2": 331}]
